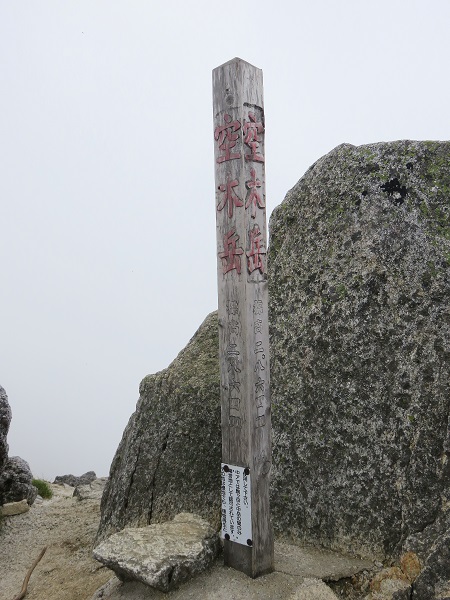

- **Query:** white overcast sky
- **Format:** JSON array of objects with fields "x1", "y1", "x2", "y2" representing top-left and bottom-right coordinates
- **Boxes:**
[{"x1": 1, "y1": 1, "x2": 449, "y2": 481}]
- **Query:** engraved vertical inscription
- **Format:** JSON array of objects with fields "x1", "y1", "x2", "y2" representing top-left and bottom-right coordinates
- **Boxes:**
[{"x1": 213, "y1": 57, "x2": 273, "y2": 578}]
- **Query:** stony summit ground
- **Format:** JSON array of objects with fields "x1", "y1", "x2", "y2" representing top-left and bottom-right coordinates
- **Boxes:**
[{"x1": 1, "y1": 483, "x2": 379, "y2": 600}]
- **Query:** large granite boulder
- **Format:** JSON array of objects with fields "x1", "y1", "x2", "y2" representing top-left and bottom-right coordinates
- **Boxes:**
[
  {"x1": 96, "y1": 312, "x2": 221, "y2": 543},
  {"x1": 0, "y1": 385, "x2": 12, "y2": 475},
  {"x1": 0, "y1": 456, "x2": 38, "y2": 505},
  {"x1": 96, "y1": 140, "x2": 449, "y2": 598},
  {"x1": 268, "y1": 140, "x2": 449, "y2": 565}
]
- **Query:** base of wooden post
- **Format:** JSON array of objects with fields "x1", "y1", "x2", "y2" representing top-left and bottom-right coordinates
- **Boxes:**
[{"x1": 223, "y1": 539, "x2": 274, "y2": 579}]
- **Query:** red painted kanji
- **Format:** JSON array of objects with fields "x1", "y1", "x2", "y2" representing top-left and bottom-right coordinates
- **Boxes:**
[
  {"x1": 245, "y1": 168, "x2": 264, "y2": 218},
  {"x1": 214, "y1": 114, "x2": 241, "y2": 163},
  {"x1": 217, "y1": 177, "x2": 243, "y2": 218},
  {"x1": 243, "y1": 112, "x2": 264, "y2": 162},
  {"x1": 219, "y1": 228, "x2": 244, "y2": 274},
  {"x1": 246, "y1": 224, "x2": 265, "y2": 274}
]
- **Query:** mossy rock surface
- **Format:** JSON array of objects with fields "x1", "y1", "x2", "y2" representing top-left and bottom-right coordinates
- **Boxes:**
[{"x1": 269, "y1": 141, "x2": 449, "y2": 568}]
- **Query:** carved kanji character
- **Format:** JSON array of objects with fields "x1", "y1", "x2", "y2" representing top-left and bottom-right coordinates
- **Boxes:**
[
  {"x1": 254, "y1": 359, "x2": 266, "y2": 373},
  {"x1": 254, "y1": 340, "x2": 266, "y2": 358},
  {"x1": 228, "y1": 319, "x2": 240, "y2": 335},
  {"x1": 229, "y1": 380, "x2": 241, "y2": 393},
  {"x1": 255, "y1": 394, "x2": 265, "y2": 407},
  {"x1": 245, "y1": 168, "x2": 264, "y2": 218},
  {"x1": 246, "y1": 224, "x2": 266, "y2": 274},
  {"x1": 254, "y1": 319, "x2": 263, "y2": 334},
  {"x1": 226, "y1": 343, "x2": 241, "y2": 373},
  {"x1": 230, "y1": 397, "x2": 241, "y2": 410},
  {"x1": 255, "y1": 376, "x2": 265, "y2": 394},
  {"x1": 253, "y1": 300, "x2": 263, "y2": 315},
  {"x1": 214, "y1": 114, "x2": 241, "y2": 163},
  {"x1": 243, "y1": 112, "x2": 264, "y2": 162},
  {"x1": 219, "y1": 229, "x2": 244, "y2": 274},
  {"x1": 256, "y1": 415, "x2": 266, "y2": 428},
  {"x1": 229, "y1": 416, "x2": 242, "y2": 428},
  {"x1": 226, "y1": 300, "x2": 239, "y2": 315},
  {"x1": 217, "y1": 177, "x2": 243, "y2": 218},
  {"x1": 255, "y1": 394, "x2": 266, "y2": 426}
]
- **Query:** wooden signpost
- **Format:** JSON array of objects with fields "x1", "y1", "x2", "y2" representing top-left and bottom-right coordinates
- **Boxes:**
[{"x1": 212, "y1": 58, "x2": 274, "y2": 578}]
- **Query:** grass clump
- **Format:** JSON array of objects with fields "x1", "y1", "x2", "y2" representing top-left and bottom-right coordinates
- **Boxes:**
[{"x1": 32, "y1": 478, "x2": 53, "y2": 499}]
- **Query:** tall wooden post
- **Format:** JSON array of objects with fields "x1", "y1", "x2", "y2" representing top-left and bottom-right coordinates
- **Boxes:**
[{"x1": 212, "y1": 57, "x2": 274, "y2": 578}]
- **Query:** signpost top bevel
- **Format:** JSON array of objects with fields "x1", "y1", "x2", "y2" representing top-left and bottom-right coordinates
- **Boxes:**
[
  {"x1": 212, "y1": 59, "x2": 264, "y2": 117},
  {"x1": 213, "y1": 56, "x2": 261, "y2": 72}
]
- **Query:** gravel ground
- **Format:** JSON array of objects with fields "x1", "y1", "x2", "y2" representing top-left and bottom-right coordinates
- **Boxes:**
[
  {"x1": 0, "y1": 484, "x2": 374, "y2": 600},
  {"x1": 0, "y1": 484, "x2": 113, "y2": 600}
]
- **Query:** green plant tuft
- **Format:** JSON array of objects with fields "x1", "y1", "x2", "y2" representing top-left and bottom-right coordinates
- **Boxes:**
[{"x1": 32, "y1": 478, "x2": 53, "y2": 499}]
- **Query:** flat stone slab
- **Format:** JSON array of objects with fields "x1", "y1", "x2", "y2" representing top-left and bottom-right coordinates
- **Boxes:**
[
  {"x1": 93, "y1": 513, "x2": 220, "y2": 592},
  {"x1": 1, "y1": 499, "x2": 30, "y2": 516},
  {"x1": 275, "y1": 541, "x2": 373, "y2": 581},
  {"x1": 92, "y1": 541, "x2": 375, "y2": 599}
]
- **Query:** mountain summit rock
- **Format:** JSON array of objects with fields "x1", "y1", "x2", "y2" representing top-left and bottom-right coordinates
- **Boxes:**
[{"x1": 97, "y1": 141, "x2": 450, "y2": 599}]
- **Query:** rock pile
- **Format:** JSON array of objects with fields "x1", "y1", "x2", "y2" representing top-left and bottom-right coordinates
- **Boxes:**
[{"x1": 54, "y1": 471, "x2": 97, "y2": 487}]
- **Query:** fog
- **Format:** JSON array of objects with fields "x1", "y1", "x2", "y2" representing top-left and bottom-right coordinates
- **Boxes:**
[{"x1": 1, "y1": 1, "x2": 449, "y2": 480}]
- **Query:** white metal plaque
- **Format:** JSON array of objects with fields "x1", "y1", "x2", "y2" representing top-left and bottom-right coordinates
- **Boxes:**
[{"x1": 221, "y1": 464, "x2": 252, "y2": 546}]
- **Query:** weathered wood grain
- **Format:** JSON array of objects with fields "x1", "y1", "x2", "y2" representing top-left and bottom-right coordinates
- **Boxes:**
[{"x1": 213, "y1": 57, "x2": 273, "y2": 578}]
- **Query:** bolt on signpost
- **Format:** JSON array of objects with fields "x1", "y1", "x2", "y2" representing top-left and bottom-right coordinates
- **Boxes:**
[{"x1": 212, "y1": 58, "x2": 274, "y2": 578}]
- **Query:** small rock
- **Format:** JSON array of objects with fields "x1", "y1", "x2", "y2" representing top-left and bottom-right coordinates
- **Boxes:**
[
  {"x1": 90, "y1": 576, "x2": 121, "y2": 599},
  {"x1": 365, "y1": 566, "x2": 412, "y2": 599},
  {"x1": 1, "y1": 498, "x2": 30, "y2": 516},
  {"x1": 93, "y1": 513, "x2": 220, "y2": 592},
  {"x1": 370, "y1": 567, "x2": 409, "y2": 592},
  {"x1": 378, "y1": 577, "x2": 410, "y2": 596},
  {"x1": 290, "y1": 578, "x2": 340, "y2": 599},
  {"x1": 400, "y1": 551, "x2": 421, "y2": 582},
  {"x1": 74, "y1": 478, "x2": 108, "y2": 501}
]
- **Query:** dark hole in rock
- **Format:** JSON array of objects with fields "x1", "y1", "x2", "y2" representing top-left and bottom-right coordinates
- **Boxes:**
[
  {"x1": 380, "y1": 178, "x2": 407, "y2": 205},
  {"x1": 406, "y1": 161, "x2": 414, "y2": 170}
]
